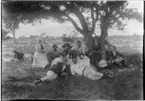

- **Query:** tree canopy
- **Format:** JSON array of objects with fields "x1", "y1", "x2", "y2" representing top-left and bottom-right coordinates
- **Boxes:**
[{"x1": 2, "y1": 1, "x2": 143, "y2": 48}]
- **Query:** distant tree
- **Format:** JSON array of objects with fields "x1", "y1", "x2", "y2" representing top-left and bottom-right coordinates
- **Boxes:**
[
  {"x1": 2, "y1": 29, "x2": 9, "y2": 40},
  {"x1": 62, "y1": 34, "x2": 67, "y2": 38},
  {"x1": 2, "y1": 11, "x2": 20, "y2": 43},
  {"x1": 62, "y1": 34, "x2": 74, "y2": 43},
  {"x1": 134, "y1": 33, "x2": 136, "y2": 36}
]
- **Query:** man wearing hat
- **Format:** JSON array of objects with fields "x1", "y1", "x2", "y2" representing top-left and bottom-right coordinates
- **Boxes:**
[
  {"x1": 34, "y1": 51, "x2": 71, "y2": 85},
  {"x1": 62, "y1": 43, "x2": 72, "y2": 54},
  {"x1": 52, "y1": 44, "x2": 58, "y2": 52}
]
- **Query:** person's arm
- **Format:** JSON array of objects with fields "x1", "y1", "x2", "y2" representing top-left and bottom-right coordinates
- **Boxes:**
[
  {"x1": 39, "y1": 47, "x2": 45, "y2": 53},
  {"x1": 50, "y1": 58, "x2": 61, "y2": 68}
]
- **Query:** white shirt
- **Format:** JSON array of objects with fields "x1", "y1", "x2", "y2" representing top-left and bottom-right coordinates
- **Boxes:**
[
  {"x1": 50, "y1": 57, "x2": 62, "y2": 67},
  {"x1": 69, "y1": 56, "x2": 90, "y2": 75}
]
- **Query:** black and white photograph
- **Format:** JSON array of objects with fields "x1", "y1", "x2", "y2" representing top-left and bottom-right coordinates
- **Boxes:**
[{"x1": 1, "y1": 0, "x2": 143, "y2": 100}]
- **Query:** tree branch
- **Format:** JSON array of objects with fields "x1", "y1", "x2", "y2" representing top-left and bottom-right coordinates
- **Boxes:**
[
  {"x1": 64, "y1": 3, "x2": 90, "y2": 32},
  {"x1": 62, "y1": 12, "x2": 84, "y2": 34},
  {"x1": 90, "y1": 6, "x2": 98, "y2": 34}
]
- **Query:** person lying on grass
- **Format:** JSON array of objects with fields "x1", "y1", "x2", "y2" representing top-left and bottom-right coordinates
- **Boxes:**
[
  {"x1": 34, "y1": 50, "x2": 104, "y2": 85},
  {"x1": 11, "y1": 50, "x2": 33, "y2": 62},
  {"x1": 34, "y1": 52, "x2": 71, "y2": 85},
  {"x1": 68, "y1": 50, "x2": 104, "y2": 80},
  {"x1": 11, "y1": 50, "x2": 24, "y2": 62}
]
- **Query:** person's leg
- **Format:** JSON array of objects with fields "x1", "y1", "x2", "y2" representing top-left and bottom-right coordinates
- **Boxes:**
[
  {"x1": 44, "y1": 63, "x2": 51, "y2": 68},
  {"x1": 92, "y1": 72, "x2": 104, "y2": 80},
  {"x1": 34, "y1": 71, "x2": 58, "y2": 85},
  {"x1": 86, "y1": 72, "x2": 103, "y2": 80},
  {"x1": 41, "y1": 71, "x2": 58, "y2": 81},
  {"x1": 84, "y1": 66, "x2": 104, "y2": 80}
]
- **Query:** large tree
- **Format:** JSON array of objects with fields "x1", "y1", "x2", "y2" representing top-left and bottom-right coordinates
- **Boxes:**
[
  {"x1": 2, "y1": 6, "x2": 20, "y2": 43},
  {"x1": 2, "y1": 1, "x2": 142, "y2": 49},
  {"x1": 98, "y1": 1, "x2": 143, "y2": 49}
]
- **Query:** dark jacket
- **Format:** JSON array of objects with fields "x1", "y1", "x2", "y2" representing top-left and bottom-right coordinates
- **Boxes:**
[
  {"x1": 92, "y1": 43, "x2": 101, "y2": 52},
  {"x1": 50, "y1": 62, "x2": 72, "y2": 76}
]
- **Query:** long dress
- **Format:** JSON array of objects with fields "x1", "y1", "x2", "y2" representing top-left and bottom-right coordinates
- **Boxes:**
[{"x1": 32, "y1": 43, "x2": 49, "y2": 68}]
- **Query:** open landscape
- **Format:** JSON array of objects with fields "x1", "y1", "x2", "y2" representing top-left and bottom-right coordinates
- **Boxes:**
[
  {"x1": 2, "y1": 1, "x2": 143, "y2": 100},
  {"x1": 2, "y1": 35, "x2": 143, "y2": 100}
]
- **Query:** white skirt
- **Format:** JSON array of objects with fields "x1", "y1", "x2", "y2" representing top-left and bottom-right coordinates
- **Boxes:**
[{"x1": 32, "y1": 52, "x2": 49, "y2": 68}]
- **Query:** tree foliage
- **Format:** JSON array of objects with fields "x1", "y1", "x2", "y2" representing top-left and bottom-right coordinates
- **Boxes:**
[
  {"x1": 2, "y1": 1, "x2": 143, "y2": 48},
  {"x1": 62, "y1": 34, "x2": 74, "y2": 43},
  {"x1": 2, "y1": 29, "x2": 9, "y2": 40}
]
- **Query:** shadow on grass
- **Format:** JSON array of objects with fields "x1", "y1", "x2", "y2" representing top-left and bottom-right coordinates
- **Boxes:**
[
  {"x1": 97, "y1": 70, "x2": 143, "y2": 100},
  {"x1": 2, "y1": 70, "x2": 143, "y2": 100}
]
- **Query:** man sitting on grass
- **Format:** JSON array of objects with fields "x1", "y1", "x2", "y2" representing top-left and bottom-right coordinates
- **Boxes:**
[{"x1": 110, "y1": 45, "x2": 127, "y2": 67}]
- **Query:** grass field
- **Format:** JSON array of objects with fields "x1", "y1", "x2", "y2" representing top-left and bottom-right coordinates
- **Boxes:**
[{"x1": 2, "y1": 38, "x2": 143, "y2": 100}]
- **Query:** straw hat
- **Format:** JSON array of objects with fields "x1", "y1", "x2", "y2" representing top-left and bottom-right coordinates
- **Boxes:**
[
  {"x1": 52, "y1": 44, "x2": 58, "y2": 48},
  {"x1": 62, "y1": 43, "x2": 72, "y2": 49}
]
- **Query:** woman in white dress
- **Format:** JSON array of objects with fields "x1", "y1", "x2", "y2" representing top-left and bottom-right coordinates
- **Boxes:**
[{"x1": 32, "y1": 34, "x2": 49, "y2": 68}]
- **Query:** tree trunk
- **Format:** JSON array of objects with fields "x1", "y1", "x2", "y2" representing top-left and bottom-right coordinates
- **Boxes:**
[
  {"x1": 100, "y1": 16, "x2": 109, "y2": 51},
  {"x1": 12, "y1": 30, "x2": 16, "y2": 44},
  {"x1": 85, "y1": 34, "x2": 93, "y2": 50}
]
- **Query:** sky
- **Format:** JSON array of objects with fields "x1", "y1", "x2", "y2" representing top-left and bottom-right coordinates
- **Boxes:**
[{"x1": 7, "y1": 1, "x2": 143, "y2": 38}]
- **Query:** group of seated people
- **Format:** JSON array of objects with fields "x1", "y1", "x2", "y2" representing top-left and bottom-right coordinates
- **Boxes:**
[
  {"x1": 34, "y1": 38, "x2": 127, "y2": 85},
  {"x1": 10, "y1": 34, "x2": 126, "y2": 85}
]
